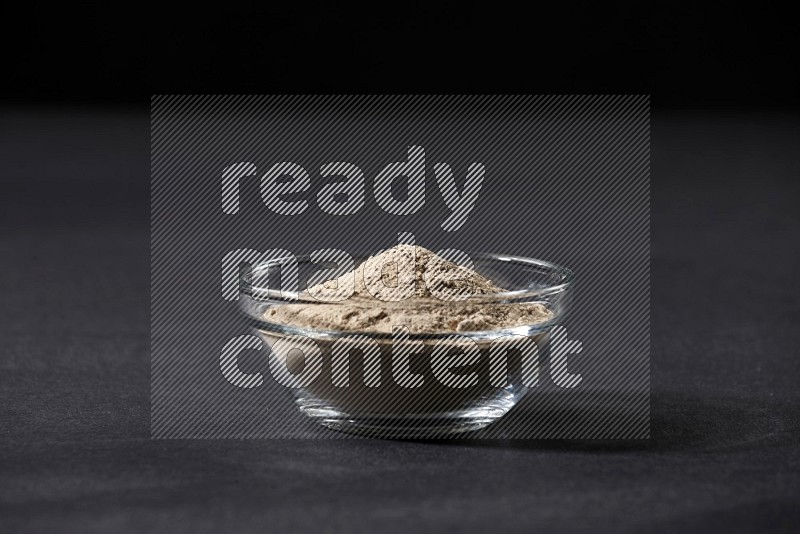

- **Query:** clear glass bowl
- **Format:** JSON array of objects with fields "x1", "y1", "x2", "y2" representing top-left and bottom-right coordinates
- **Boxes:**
[{"x1": 239, "y1": 253, "x2": 573, "y2": 438}]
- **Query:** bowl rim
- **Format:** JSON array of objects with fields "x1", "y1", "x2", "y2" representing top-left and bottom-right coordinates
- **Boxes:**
[{"x1": 238, "y1": 252, "x2": 573, "y2": 340}]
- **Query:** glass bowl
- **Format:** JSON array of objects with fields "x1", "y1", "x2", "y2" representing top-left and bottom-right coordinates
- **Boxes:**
[{"x1": 239, "y1": 253, "x2": 573, "y2": 438}]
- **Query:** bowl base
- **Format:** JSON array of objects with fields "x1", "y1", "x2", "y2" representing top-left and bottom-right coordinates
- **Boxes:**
[{"x1": 294, "y1": 389, "x2": 520, "y2": 438}]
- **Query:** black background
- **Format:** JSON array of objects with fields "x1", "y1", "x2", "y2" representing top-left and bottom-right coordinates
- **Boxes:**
[
  {"x1": 2, "y1": 2, "x2": 799, "y2": 532},
  {"x1": 5, "y1": 1, "x2": 798, "y2": 107}
]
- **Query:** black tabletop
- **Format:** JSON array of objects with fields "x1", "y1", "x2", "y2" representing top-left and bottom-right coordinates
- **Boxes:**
[{"x1": 1, "y1": 108, "x2": 798, "y2": 533}]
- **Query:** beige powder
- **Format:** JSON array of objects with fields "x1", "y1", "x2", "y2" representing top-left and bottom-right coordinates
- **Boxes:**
[{"x1": 266, "y1": 245, "x2": 552, "y2": 333}]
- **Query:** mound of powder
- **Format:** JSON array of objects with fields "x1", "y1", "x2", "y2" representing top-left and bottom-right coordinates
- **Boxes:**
[{"x1": 265, "y1": 245, "x2": 552, "y2": 333}]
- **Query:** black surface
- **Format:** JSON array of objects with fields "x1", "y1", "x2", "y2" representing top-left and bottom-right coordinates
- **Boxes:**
[{"x1": 1, "y1": 108, "x2": 799, "y2": 532}]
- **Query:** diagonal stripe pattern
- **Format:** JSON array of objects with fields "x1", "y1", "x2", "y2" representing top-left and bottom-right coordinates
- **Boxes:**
[{"x1": 151, "y1": 95, "x2": 650, "y2": 439}]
